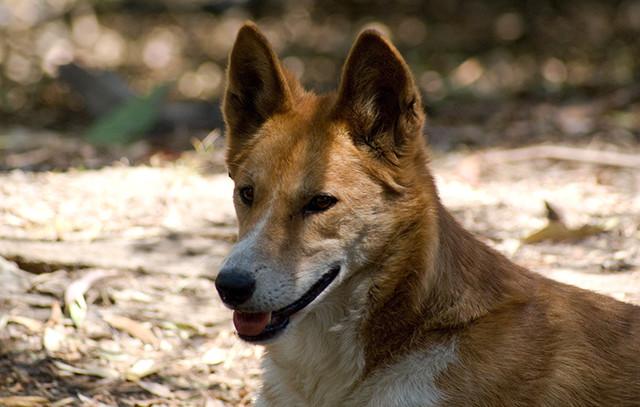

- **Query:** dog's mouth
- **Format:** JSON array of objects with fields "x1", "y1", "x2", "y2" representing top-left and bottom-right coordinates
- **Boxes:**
[{"x1": 233, "y1": 265, "x2": 340, "y2": 343}]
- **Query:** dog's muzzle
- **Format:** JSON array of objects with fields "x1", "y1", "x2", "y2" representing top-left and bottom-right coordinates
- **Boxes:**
[{"x1": 217, "y1": 265, "x2": 341, "y2": 343}]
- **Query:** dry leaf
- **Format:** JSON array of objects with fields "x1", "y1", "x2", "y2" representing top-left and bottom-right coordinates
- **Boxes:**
[
  {"x1": 7, "y1": 316, "x2": 43, "y2": 333},
  {"x1": 47, "y1": 301, "x2": 63, "y2": 325},
  {"x1": 522, "y1": 221, "x2": 570, "y2": 244},
  {"x1": 544, "y1": 201, "x2": 562, "y2": 222},
  {"x1": 111, "y1": 288, "x2": 153, "y2": 303},
  {"x1": 522, "y1": 201, "x2": 606, "y2": 244},
  {"x1": 50, "y1": 397, "x2": 76, "y2": 407},
  {"x1": 126, "y1": 358, "x2": 159, "y2": 380},
  {"x1": 53, "y1": 360, "x2": 119, "y2": 379},
  {"x1": 43, "y1": 326, "x2": 65, "y2": 352},
  {"x1": 160, "y1": 320, "x2": 205, "y2": 335},
  {"x1": 65, "y1": 269, "x2": 118, "y2": 327},
  {"x1": 0, "y1": 396, "x2": 49, "y2": 406},
  {"x1": 204, "y1": 398, "x2": 226, "y2": 407},
  {"x1": 202, "y1": 347, "x2": 226, "y2": 365},
  {"x1": 102, "y1": 314, "x2": 158, "y2": 347},
  {"x1": 76, "y1": 394, "x2": 113, "y2": 407},
  {"x1": 522, "y1": 221, "x2": 605, "y2": 244},
  {"x1": 137, "y1": 380, "x2": 173, "y2": 398}
]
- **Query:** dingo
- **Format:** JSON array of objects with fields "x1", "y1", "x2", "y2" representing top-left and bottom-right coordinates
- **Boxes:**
[{"x1": 215, "y1": 22, "x2": 640, "y2": 406}]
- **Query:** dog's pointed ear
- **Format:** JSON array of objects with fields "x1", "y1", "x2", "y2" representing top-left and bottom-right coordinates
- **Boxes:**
[
  {"x1": 223, "y1": 23, "x2": 292, "y2": 148},
  {"x1": 336, "y1": 30, "x2": 424, "y2": 161}
]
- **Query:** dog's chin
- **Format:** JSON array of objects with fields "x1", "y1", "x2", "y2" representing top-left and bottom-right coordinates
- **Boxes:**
[{"x1": 235, "y1": 265, "x2": 341, "y2": 344}]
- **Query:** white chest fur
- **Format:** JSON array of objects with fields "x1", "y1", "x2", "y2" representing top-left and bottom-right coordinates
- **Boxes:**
[
  {"x1": 257, "y1": 301, "x2": 366, "y2": 406},
  {"x1": 347, "y1": 340, "x2": 457, "y2": 407},
  {"x1": 254, "y1": 298, "x2": 457, "y2": 407}
]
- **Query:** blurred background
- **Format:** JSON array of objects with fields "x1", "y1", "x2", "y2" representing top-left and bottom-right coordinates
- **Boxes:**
[
  {"x1": 1, "y1": 0, "x2": 639, "y2": 169},
  {"x1": 1, "y1": 2, "x2": 639, "y2": 406}
]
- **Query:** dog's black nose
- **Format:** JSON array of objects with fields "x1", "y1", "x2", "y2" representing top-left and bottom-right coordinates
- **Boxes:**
[{"x1": 215, "y1": 268, "x2": 256, "y2": 306}]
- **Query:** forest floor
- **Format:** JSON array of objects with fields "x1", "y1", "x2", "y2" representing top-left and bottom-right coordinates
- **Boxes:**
[{"x1": 1, "y1": 98, "x2": 639, "y2": 406}]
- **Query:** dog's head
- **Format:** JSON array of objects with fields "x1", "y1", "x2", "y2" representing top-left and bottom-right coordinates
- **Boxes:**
[{"x1": 216, "y1": 22, "x2": 434, "y2": 343}]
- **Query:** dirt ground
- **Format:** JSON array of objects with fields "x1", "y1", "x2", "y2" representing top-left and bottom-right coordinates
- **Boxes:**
[{"x1": 1, "y1": 114, "x2": 639, "y2": 405}]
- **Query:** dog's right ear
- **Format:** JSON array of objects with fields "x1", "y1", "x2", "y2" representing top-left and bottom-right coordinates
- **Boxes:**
[
  {"x1": 335, "y1": 30, "x2": 424, "y2": 163},
  {"x1": 223, "y1": 23, "x2": 292, "y2": 151}
]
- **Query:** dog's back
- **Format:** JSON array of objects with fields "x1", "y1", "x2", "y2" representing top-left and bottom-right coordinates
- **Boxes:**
[{"x1": 218, "y1": 23, "x2": 640, "y2": 406}]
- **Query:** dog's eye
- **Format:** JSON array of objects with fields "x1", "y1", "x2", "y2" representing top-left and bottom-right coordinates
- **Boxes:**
[
  {"x1": 239, "y1": 186, "x2": 254, "y2": 205},
  {"x1": 304, "y1": 194, "x2": 337, "y2": 215}
]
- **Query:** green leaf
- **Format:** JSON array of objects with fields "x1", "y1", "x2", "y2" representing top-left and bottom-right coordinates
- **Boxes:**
[{"x1": 86, "y1": 84, "x2": 170, "y2": 146}]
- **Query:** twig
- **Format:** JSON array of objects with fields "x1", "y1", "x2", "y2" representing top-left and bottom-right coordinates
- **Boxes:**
[{"x1": 480, "y1": 145, "x2": 640, "y2": 169}]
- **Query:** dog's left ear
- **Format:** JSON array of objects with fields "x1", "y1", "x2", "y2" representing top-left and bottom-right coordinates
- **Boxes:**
[{"x1": 336, "y1": 30, "x2": 424, "y2": 160}]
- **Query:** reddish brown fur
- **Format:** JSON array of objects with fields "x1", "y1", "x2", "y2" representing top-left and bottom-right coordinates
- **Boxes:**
[{"x1": 223, "y1": 22, "x2": 640, "y2": 406}]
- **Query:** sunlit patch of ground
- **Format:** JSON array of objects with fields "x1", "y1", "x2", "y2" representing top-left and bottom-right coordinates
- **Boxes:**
[{"x1": 1, "y1": 144, "x2": 639, "y2": 405}]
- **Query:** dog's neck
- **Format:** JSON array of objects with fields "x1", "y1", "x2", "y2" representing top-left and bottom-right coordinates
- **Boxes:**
[
  {"x1": 360, "y1": 191, "x2": 533, "y2": 375},
  {"x1": 430, "y1": 205, "x2": 532, "y2": 322}
]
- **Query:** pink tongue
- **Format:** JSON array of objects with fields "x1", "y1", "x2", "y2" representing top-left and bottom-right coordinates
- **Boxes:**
[{"x1": 233, "y1": 311, "x2": 271, "y2": 336}]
